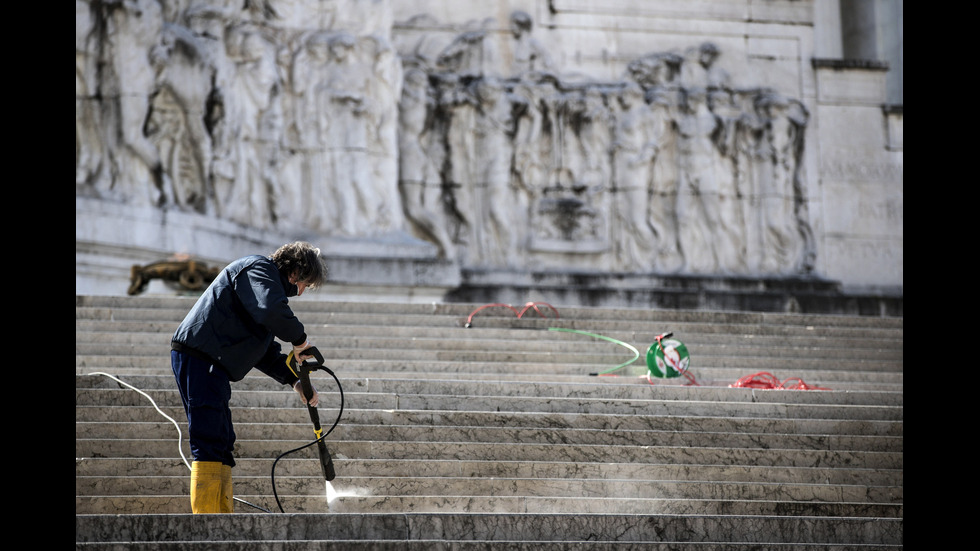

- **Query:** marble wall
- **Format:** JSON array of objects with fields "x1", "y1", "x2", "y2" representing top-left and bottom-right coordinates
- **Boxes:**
[{"x1": 76, "y1": 0, "x2": 902, "y2": 296}]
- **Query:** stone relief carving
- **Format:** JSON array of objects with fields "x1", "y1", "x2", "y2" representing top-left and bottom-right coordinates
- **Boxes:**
[
  {"x1": 398, "y1": 67, "x2": 456, "y2": 259},
  {"x1": 508, "y1": 10, "x2": 553, "y2": 77},
  {"x1": 76, "y1": 2, "x2": 815, "y2": 276},
  {"x1": 77, "y1": 0, "x2": 110, "y2": 190},
  {"x1": 611, "y1": 82, "x2": 659, "y2": 270}
]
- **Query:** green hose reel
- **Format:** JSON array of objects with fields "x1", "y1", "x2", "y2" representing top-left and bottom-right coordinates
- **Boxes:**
[{"x1": 646, "y1": 336, "x2": 690, "y2": 378}]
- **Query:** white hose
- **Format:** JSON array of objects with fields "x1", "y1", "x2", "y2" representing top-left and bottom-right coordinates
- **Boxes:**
[
  {"x1": 85, "y1": 372, "x2": 192, "y2": 470},
  {"x1": 84, "y1": 371, "x2": 272, "y2": 512}
]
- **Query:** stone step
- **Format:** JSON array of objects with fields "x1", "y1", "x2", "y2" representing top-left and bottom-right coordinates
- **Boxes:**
[
  {"x1": 75, "y1": 306, "x2": 904, "y2": 340},
  {"x1": 77, "y1": 363, "x2": 904, "y2": 392},
  {"x1": 75, "y1": 302, "x2": 903, "y2": 343},
  {"x1": 75, "y1": 388, "x2": 903, "y2": 421},
  {"x1": 76, "y1": 457, "x2": 903, "y2": 517},
  {"x1": 76, "y1": 354, "x2": 902, "y2": 382},
  {"x1": 77, "y1": 473, "x2": 902, "y2": 503},
  {"x1": 75, "y1": 372, "x2": 903, "y2": 407},
  {"x1": 84, "y1": 344, "x2": 890, "y2": 372},
  {"x1": 76, "y1": 303, "x2": 903, "y2": 378},
  {"x1": 76, "y1": 452, "x2": 903, "y2": 514},
  {"x1": 75, "y1": 313, "x2": 904, "y2": 340},
  {"x1": 76, "y1": 420, "x2": 903, "y2": 453},
  {"x1": 76, "y1": 493, "x2": 904, "y2": 517},
  {"x1": 75, "y1": 540, "x2": 906, "y2": 551},
  {"x1": 76, "y1": 404, "x2": 904, "y2": 438},
  {"x1": 76, "y1": 326, "x2": 904, "y2": 368},
  {"x1": 77, "y1": 359, "x2": 901, "y2": 390},
  {"x1": 79, "y1": 321, "x2": 903, "y2": 349},
  {"x1": 74, "y1": 295, "x2": 906, "y2": 328},
  {"x1": 75, "y1": 335, "x2": 905, "y2": 367},
  {"x1": 75, "y1": 438, "x2": 903, "y2": 471},
  {"x1": 75, "y1": 541, "x2": 906, "y2": 551},
  {"x1": 76, "y1": 295, "x2": 903, "y2": 549},
  {"x1": 75, "y1": 458, "x2": 904, "y2": 487},
  {"x1": 77, "y1": 370, "x2": 902, "y2": 397},
  {"x1": 75, "y1": 309, "x2": 904, "y2": 339},
  {"x1": 75, "y1": 317, "x2": 903, "y2": 349},
  {"x1": 75, "y1": 513, "x2": 905, "y2": 546}
]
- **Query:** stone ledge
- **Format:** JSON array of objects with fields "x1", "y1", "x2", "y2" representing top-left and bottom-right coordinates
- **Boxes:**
[{"x1": 444, "y1": 269, "x2": 902, "y2": 317}]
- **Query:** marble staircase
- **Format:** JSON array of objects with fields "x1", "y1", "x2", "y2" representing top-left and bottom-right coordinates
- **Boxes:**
[{"x1": 75, "y1": 295, "x2": 903, "y2": 549}]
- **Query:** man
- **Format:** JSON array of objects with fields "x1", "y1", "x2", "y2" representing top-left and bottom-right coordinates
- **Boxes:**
[{"x1": 170, "y1": 241, "x2": 328, "y2": 513}]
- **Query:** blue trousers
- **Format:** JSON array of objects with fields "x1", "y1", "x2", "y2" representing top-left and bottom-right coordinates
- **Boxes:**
[{"x1": 171, "y1": 350, "x2": 236, "y2": 467}]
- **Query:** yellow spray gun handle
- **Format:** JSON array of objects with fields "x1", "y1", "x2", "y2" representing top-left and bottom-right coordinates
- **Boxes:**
[{"x1": 287, "y1": 346, "x2": 325, "y2": 376}]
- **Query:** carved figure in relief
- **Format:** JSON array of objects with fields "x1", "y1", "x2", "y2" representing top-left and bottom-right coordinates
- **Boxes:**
[
  {"x1": 213, "y1": 25, "x2": 282, "y2": 228},
  {"x1": 566, "y1": 87, "x2": 613, "y2": 193},
  {"x1": 437, "y1": 27, "x2": 497, "y2": 78},
  {"x1": 611, "y1": 83, "x2": 658, "y2": 270},
  {"x1": 473, "y1": 78, "x2": 521, "y2": 266},
  {"x1": 439, "y1": 74, "x2": 481, "y2": 262},
  {"x1": 675, "y1": 87, "x2": 722, "y2": 273},
  {"x1": 737, "y1": 94, "x2": 768, "y2": 273},
  {"x1": 509, "y1": 10, "x2": 553, "y2": 77},
  {"x1": 754, "y1": 93, "x2": 809, "y2": 273},
  {"x1": 149, "y1": 8, "x2": 227, "y2": 216},
  {"x1": 511, "y1": 76, "x2": 564, "y2": 242},
  {"x1": 511, "y1": 79, "x2": 551, "y2": 202},
  {"x1": 645, "y1": 88, "x2": 684, "y2": 272},
  {"x1": 101, "y1": 0, "x2": 169, "y2": 204},
  {"x1": 680, "y1": 42, "x2": 731, "y2": 90},
  {"x1": 627, "y1": 52, "x2": 683, "y2": 90},
  {"x1": 77, "y1": 0, "x2": 109, "y2": 189},
  {"x1": 288, "y1": 31, "x2": 333, "y2": 229},
  {"x1": 398, "y1": 68, "x2": 456, "y2": 259},
  {"x1": 362, "y1": 33, "x2": 404, "y2": 233},
  {"x1": 707, "y1": 87, "x2": 748, "y2": 272},
  {"x1": 319, "y1": 32, "x2": 372, "y2": 235},
  {"x1": 77, "y1": 5, "x2": 822, "y2": 278}
]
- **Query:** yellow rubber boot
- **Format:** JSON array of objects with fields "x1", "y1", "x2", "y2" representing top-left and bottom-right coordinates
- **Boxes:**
[
  {"x1": 220, "y1": 464, "x2": 234, "y2": 513},
  {"x1": 190, "y1": 461, "x2": 224, "y2": 513}
]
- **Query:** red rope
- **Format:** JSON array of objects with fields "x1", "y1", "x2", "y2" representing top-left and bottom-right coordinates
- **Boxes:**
[
  {"x1": 465, "y1": 302, "x2": 559, "y2": 327},
  {"x1": 729, "y1": 372, "x2": 830, "y2": 390},
  {"x1": 517, "y1": 302, "x2": 561, "y2": 320}
]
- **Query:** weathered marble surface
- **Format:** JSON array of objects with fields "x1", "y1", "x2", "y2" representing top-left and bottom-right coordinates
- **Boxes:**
[
  {"x1": 76, "y1": 0, "x2": 902, "y2": 295},
  {"x1": 76, "y1": 512, "x2": 903, "y2": 544}
]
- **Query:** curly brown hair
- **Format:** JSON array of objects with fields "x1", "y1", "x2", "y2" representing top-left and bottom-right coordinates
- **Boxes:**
[{"x1": 270, "y1": 242, "x2": 328, "y2": 288}]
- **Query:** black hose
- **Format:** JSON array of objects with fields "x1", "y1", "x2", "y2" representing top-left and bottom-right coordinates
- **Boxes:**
[{"x1": 270, "y1": 365, "x2": 345, "y2": 513}]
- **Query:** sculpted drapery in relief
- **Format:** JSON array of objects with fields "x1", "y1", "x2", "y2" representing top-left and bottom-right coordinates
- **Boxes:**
[
  {"x1": 471, "y1": 78, "x2": 522, "y2": 267},
  {"x1": 211, "y1": 23, "x2": 282, "y2": 228},
  {"x1": 611, "y1": 83, "x2": 659, "y2": 270},
  {"x1": 317, "y1": 31, "x2": 370, "y2": 236},
  {"x1": 398, "y1": 67, "x2": 456, "y2": 259},
  {"x1": 99, "y1": 0, "x2": 169, "y2": 204},
  {"x1": 77, "y1": 0, "x2": 109, "y2": 190},
  {"x1": 77, "y1": 3, "x2": 815, "y2": 276},
  {"x1": 403, "y1": 24, "x2": 814, "y2": 274}
]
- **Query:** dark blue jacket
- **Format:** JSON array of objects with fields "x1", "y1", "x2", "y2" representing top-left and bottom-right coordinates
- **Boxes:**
[{"x1": 171, "y1": 255, "x2": 307, "y2": 384}]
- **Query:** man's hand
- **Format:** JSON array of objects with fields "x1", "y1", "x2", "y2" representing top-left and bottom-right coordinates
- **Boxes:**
[
  {"x1": 292, "y1": 340, "x2": 314, "y2": 363},
  {"x1": 293, "y1": 379, "x2": 319, "y2": 407}
]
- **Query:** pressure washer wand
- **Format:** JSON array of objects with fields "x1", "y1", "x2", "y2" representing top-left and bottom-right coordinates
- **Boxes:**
[{"x1": 291, "y1": 347, "x2": 336, "y2": 482}]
